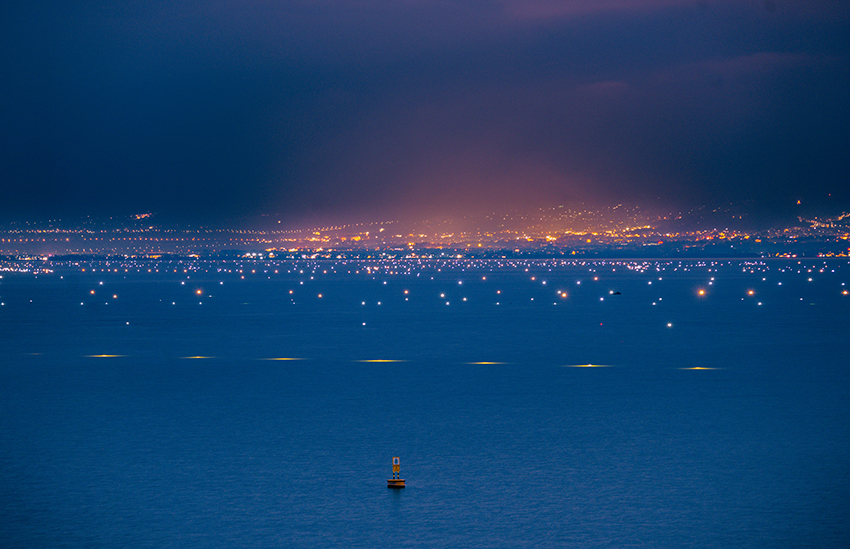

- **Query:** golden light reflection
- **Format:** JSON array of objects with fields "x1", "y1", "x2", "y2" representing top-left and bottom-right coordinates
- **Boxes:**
[
  {"x1": 357, "y1": 359, "x2": 406, "y2": 363},
  {"x1": 566, "y1": 364, "x2": 608, "y2": 368},
  {"x1": 680, "y1": 367, "x2": 718, "y2": 370},
  {"x1": 466, "y1": 362, "x2": 506, "y2": 365},
  {"x1": 261, "y1": 358, "x2": 305, "y2": 361},
  {"x1": 182, "y1": 356, "x2": 213, "y2": 359},
  {"x1": 85, "y1": 355, "x2": 125, "y2": 358}
]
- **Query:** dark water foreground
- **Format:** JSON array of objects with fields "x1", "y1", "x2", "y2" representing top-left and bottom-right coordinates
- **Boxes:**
[{"x1": 2, "y1": 260, "x2": 848, "y2": 548}]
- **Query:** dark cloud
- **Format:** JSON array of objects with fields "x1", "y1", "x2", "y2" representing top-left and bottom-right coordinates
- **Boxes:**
[{"x1": 0, "y1": 1, "x2": 847, "y2": 224}]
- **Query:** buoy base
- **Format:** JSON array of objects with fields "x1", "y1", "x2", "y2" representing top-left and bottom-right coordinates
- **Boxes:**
[{"x1": 387, "y1": 479, "x2": 405, "y2": 488}]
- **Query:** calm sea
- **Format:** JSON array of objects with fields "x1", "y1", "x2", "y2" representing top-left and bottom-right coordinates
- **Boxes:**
[{"x1": 1, "y1": 259, "x2": 848, "y2": 548}]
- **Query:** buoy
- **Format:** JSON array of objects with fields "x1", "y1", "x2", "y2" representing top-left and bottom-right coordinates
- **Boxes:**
[{"x1": 387, "y1": 456, "x2": 405, "y2": 488}]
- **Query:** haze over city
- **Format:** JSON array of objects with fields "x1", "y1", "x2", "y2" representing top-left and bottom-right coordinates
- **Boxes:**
[{"x1": 2, "y1": 1, "x2": 848, "y2": 227}]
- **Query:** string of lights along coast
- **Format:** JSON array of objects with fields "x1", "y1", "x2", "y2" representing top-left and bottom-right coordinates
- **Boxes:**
[{"x1": 2, "y1": 257, "x2": 847, "y2": 336}]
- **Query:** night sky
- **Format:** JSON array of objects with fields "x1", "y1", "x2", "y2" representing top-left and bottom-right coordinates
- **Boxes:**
[{"x1": 2, "y1": 1, "x2": 848, "y2": 225}]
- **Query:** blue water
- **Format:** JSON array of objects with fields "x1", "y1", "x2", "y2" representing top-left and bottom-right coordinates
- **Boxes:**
[{"x1": 1, "y1": 259, "x2": 849, "y2": 548}]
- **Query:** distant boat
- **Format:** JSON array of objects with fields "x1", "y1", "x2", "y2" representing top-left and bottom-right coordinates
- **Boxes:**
[{"x1": 613, "y1": 291, "x2": 621, "y2": 295}]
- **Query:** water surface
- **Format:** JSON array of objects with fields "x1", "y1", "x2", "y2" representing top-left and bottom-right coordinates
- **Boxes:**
[{"x1": 1, "y1": 259, "x2": 848, "y2": 547}]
